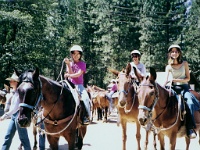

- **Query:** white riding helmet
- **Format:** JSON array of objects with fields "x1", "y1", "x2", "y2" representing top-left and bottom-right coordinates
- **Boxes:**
[
  {"x1": 168, "y1": 44, "x2": 181, "y2": 52},
  {"x1": 131, "y1": 50, "x2": 141, "y2": 55},
  {"x1": 70, "y1": 45, "x2": 83, "y2": 52}
]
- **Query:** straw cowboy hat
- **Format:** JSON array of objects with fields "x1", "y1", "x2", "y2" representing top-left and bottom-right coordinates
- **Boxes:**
[{"x1": 6, "y1": 72, "x2": 19, "y2": 82}]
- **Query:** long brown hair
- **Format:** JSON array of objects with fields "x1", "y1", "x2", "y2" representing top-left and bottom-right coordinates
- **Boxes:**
[{"x1": 167, "y1": 47, "x2": 183, "y2": 65}]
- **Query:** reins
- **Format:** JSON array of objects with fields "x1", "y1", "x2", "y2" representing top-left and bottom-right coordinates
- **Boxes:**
[
  {"x1": 138, "y1": 82, "x2": 181, "y2": 133},
  {"x1": 35, "y1": 79, "x2": 79, "y2": 135}
]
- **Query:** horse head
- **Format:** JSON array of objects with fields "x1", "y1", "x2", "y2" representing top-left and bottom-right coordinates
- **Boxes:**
[
  {"x1": 17, "y1": 68, "x2": 42, "y2": 127},
  {"x1": 0, "y1": 89, "x2": 7, "y2": 104},
  {"x1": 137, "y1": 67, "x2": 158, "y2": 126},
  {"x1": 109, "y1": 68, "x2": 136, "y2": 108}
]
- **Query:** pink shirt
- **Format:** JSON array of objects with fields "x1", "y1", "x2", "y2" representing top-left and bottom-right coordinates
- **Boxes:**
[
  {"x1": 68, "y1": 61, "x2": 86, "y2": 85},
  {"x1": 111, "y1": 84, "x2": 117, "y2": 92}
]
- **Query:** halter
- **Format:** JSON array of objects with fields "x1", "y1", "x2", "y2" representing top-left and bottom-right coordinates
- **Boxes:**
[
  {"x1": 138, "y1": 81, "x2": 181, "y2": 133},
  {"x1": 19, "y1": 77, "x2": 43, "y2": 112},
  {"x1": 138, "y1": 82, "x2": 159, "y2": 117},
  {"x1": 118, "y1": 78, "x2": 136, "y2": 113}
]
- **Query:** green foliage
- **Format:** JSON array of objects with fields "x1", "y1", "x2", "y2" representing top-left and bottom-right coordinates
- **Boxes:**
[{"x1": 0, "y1": 0, "x2": 199, "y2": 89}]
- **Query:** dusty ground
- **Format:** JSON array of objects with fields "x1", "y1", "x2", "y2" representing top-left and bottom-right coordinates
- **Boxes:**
[{"x1": 0, "y1": 108, "x2": 199, "y2": 150}]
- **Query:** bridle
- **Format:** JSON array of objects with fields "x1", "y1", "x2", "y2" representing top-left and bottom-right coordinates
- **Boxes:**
[
  {"x1": 138, "y1": 82, "x2": 159, "y2": 115},
  {"x1": 19, "y1": 77, "x2": 43, "y2": 113},
  {"x1": 118, "y1": 76, "x2": 136, "y2": 113},
  {"x1": 138, "y1": 81, "x2": 180, "y2": 133}
]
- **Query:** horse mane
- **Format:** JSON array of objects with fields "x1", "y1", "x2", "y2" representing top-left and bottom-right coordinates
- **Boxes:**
[{"x1": 156, "y1": 81, "x2": 177, "y2": 114}]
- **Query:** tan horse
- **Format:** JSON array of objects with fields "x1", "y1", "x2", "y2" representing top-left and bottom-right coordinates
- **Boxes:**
[
  {"x1": 137, "y1": 67, "x2": 200, "y2": 150},
  {"x1": 87, "y1": 85, "x2": 110, "y2": 122},
  {"x1": 109, "y1": 68, "x2": 153, "y2": 150}
]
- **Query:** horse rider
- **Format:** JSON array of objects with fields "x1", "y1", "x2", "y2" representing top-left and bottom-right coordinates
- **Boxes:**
[
  {"x1": 164, "y1": 44, "x2": 200, "y2": 139},
  {"x1": 126, "y1": 50, "x2": 147, "y2": 84},
  {"x1": 106, "y1": 79, "x2": 118, "y2": 113},
  {"x1": 64, "y1": 45, "x2": 91, "y2": 125}
]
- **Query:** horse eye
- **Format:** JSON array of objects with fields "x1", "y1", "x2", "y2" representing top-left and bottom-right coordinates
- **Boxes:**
[
  {"x1": 149, "y1": 91, "x2": 155, "y2": 96},
  {"x1": 149, "y1": 86, "x2": 154, "y2": 89}
]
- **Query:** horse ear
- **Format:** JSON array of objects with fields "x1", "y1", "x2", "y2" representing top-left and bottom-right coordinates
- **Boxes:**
[
  {"x1": 33, "y1": 67, "x2": 40, "y2": 79},
  {"x1": 107, "y1": 68, "x2": 119, "y2": 76},
  {"x1": 125, "y1": 63, "x2": 131, "y2": 76},
  {"x1": 149, "y1": 67, "x2": 157, "y2": 81}
]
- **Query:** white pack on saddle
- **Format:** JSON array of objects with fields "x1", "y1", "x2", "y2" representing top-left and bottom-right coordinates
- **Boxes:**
[{"x1": 62, "y1": 80, "x2": 80, "y2": 107}]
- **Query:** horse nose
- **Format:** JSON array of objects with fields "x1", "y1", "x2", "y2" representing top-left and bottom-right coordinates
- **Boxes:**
[
  {"x1": 118, "y1": 100, "x2": 126, "y2": 108},
  {"x1": 138, "y1": 117, "x2": 147, "y2": 126}
]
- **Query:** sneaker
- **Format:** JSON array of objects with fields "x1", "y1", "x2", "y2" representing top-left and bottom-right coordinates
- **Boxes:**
[
  {"x1": 189, "y1": 129, "x2": 196, "y2": 139},
  {"x1": 82, "y1": 117, "x2": 90, "y2": 125}
]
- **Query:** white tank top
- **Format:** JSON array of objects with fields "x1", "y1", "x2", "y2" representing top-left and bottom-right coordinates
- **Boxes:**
[{"x1": 170, "y1": 63, "x2": 186, "y2": 79}]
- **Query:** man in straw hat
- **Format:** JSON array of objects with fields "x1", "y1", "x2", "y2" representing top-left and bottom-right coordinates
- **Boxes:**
[{"x1": 0, "y1": 72, "x2": 32, "y2": 150}]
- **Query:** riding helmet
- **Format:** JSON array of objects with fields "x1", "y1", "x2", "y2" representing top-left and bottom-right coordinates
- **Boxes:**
[
  {"x1": 168, "y1": 44, "x2": 181, "y2": 52},
  {"x1": 131, "y1": 50, "x2": 141, "y2": 55},
  {"x1": 70, "y1": 45, "x2": 83, "y2": 52}
]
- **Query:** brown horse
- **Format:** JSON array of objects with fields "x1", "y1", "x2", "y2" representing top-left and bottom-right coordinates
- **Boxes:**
[
  {"x1": 137, "y1": 67, "x2": 200, "y2": 150},
  {"x1": 0, "y1": 84, "x2": 10, "y2": 110},
  {"x1": 109, "y1": 68, "x2": 152, "y2": 150},
  {"x1": 87, "y1": 85, "x2": 103, "y2": 121},
  {"x1": 16, "y1": 68, "x2": 87, "y2": 150},
  {"x1": 87, "y1": 85, "x2": 110, "y2": 122}
]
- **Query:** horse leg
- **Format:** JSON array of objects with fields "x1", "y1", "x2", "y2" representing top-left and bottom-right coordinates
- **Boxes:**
[
  {"x1": 168, "y1": 133, "x2": 177, "y2": 150},
  {"x1": 185, "y1": 136, "x2": 190, "y2": 150},
  {"x1": 153, "y1": 131, "x2": 157, "y2": 150},
  {"x1": 135, "y1": 121, "x2": 141, "y2": 150},
  {"x1": 76, "y1": 126, "x2": 87, "y2": 150},
  {"x1": 144, "y1": 130, "x2": 149, "y2": 150},
  {"x1": 33, "y1": 124, "x2": 38, "y2": 150},
  {"x1": 157, "y1": 133, "x2": 165, "y2": 150},
  {"x1": 121, "y1": 120, "x2": 127, "y2": 150},
  {"x1": 97, "y1": 107, "x2": 102, "y2": 120},
  {"x1": 63, "y1": 129, "x2": 77, "y2": 150},
  {"x1": 103, "y1": 107, "x2": 108, "y2": 123},
  {"x1": 47, "y1": 135, "x2": 59, "y2": 150}
]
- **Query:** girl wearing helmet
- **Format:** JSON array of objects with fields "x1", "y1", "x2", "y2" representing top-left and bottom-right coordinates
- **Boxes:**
[
  {"x1": 126, "y1": 50, "x2": 146, "y2": 84},
  {"x1": 165, "y1": 44, "x2": 200, "y2": 139},
  {"x1": 64, "y1": 45, "x2": 91, "y2": 125}
]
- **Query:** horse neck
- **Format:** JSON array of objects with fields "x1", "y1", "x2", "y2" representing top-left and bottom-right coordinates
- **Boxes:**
[
  {"x1": 153, "y1": 84, "x2": 178, "y2": 120},
  {"x1": 40, "y1": 76, "x2": 60, "y2": 102},
  {"x1": 39, "y1": 76, "x2": 75, "y2": 117},
  {"x1": 155, "y1": 84, "x2": 170, "y2": 108}
]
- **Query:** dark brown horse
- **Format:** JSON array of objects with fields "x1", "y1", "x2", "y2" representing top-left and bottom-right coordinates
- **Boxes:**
[
  {"x1": 16, "y1": 68, "x2": 87, "y2": 150},
  {"x1": 0, "y1": 83, "x2": 40, "y2": 150},
  {"x1": 137, "y1": 67, "x2": 200, "y2": 150},
  {"x1": 110, "y1": 68, "x2": 152, "y2": 150}
]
